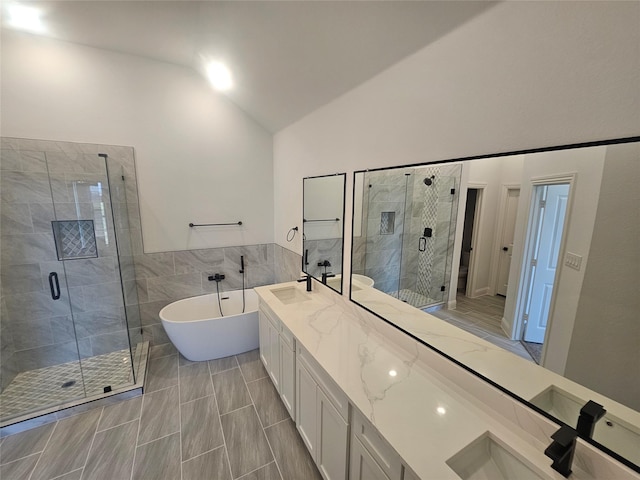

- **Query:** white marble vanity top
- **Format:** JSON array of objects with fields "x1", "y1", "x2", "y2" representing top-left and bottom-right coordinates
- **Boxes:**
[{"x1": 255, "y1": 281, "x2": 634, "y2": 480}]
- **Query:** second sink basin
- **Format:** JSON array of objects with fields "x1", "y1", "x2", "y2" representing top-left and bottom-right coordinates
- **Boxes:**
[
  {"x1": 271, "y1": 286, "x2": 311, "y2": 305},
  {"x1": 447, "y1": 432, "x2": 551, "y2": 480}
]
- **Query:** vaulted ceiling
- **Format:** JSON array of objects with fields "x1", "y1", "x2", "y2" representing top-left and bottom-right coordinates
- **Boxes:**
[{"x1": 2, "y1": 1, "x2": 496, "y2": 132}]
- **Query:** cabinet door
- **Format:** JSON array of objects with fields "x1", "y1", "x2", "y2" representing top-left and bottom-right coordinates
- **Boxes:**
[
  {"x1": 296, "y1": 361, "x2": 318, "y2": 458},
  {"x1": 267, "y1": 319, "x2": 280, "y2": 391},
  {"x1": 317, "y1": 388, "x2": 349, "y2": 480},
  {"x1": 279, "y1": 340, "x2": 296, "y2": 419},
  {"x1": 258, "y1": 310, "x2": 270, "y2": 369},
  {"x1": 350, "y1": 437, "x2": 391, "y2": 480}
]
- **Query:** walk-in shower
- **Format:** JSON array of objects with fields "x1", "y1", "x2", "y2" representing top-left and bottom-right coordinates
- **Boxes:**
[
  {"x1": 353, "y1": 164, "x2": 462, "y2": 309},
  {"x1": 0, "y1": 137, "x2": 146, "y2": 426}
]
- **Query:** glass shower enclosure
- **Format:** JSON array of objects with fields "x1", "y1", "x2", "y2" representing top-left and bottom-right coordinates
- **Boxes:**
[
  {"x1": 0, "y1": 140, "x2": 143, "y2": 425},
  {"x1": 354, "y1": 163, "x2": 462, "y2": 309}
]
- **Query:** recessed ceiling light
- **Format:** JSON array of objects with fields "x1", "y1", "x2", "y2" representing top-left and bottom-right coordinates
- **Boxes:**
[
  {"x1": 6, "y1": 3, "x2": 46, "y2": 34},
  {"x1": 388, "y1": 369, "x2": 397, "y2": 377},
  {"x1": 436, "y1": 406, "x2": 446, "y2": 416},
  {"x1": 206, "y1": 62, "x2": 232, "y2": 91}
]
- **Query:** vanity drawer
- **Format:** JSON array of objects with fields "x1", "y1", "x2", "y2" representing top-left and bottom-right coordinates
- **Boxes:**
[
  {"x1": 352, "y1": 409, "x2": 403, "y2": 480},
  {"x1": 280, "y1": 323, "x2": 295, "y2": 349},
  {"x1": 260, "y1": 303, "x2": 280, "y2": 330},
  {"x1": 297, "y1": 344, "x2": 349, "y2": 421}
]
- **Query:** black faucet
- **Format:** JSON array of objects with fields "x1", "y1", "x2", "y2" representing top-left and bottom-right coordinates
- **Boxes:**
[
  {"x1": 207, "y1": 273, "x2": 225, "y2": 282},
  {"x1": 576, "y1": 400, "x2": 606, "y2": 439},
  {"x1": 297, "y1": 274, "x2": 312, "y2": 292},
  {"x1": 544, "y1": 425, "x2": 577, "y2": 477},
  {"x1": 321, "y1": 272, "x2": 336, "y2": 284}
]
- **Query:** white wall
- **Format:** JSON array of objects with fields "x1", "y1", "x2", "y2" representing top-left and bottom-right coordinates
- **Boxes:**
[
  {"x1": 1, "y1": 30, "x2": 274, "y2": 253},
  {"x1": 274, "y1": 1, "x2": 640, "y2": 279},
  {"x1": 564, "y1": 143, "x2": 640, "y2": 411}
]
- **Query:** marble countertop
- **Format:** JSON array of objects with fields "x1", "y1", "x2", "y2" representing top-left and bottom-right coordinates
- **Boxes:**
[{"x1": 255, "y1": 280, "x2": 587, "y2": 480}]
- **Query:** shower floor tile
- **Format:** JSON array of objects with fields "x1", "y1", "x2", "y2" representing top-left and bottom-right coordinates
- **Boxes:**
[
  {"x1": 0, "y1": 349, "x2": 134, "y2": 422},
  {"x1": 388, "y1": 288, "x2": 440, "y2": 308}
]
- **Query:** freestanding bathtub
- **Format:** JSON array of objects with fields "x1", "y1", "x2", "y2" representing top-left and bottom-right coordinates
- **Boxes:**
[{"x1": 159, "y1": 289, "x2": 259, "y2": 361}]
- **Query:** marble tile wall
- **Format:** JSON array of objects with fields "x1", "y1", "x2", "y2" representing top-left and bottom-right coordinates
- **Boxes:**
[
  {"x1": 302, "y1": 238, "x2": 343, "y2": 279},
  {"x1": 134, "y1": 243, "x2": 286, "y2": 346},
  {"x1": 0, "y1": 137, "x2": 140, "y2": 384},
  {"x1": 361, "y1": 170, "x2": 408, "y2": 294}
]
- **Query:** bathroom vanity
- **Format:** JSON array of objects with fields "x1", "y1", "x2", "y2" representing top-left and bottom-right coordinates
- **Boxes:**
[{"x1": 255, "y1": 280, "x2": 639, "y2": 480}]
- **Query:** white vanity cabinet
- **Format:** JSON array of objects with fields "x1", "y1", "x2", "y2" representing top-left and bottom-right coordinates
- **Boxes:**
[
  {"x1": 296, "y1": 344, "x2": 350, "y2": 480},
  {"x1": 350, "y1": 409, "x2": 420, "y2": 480},
  {"x1": 258, "y1": 305, "x2": 295, "y2": 419}
]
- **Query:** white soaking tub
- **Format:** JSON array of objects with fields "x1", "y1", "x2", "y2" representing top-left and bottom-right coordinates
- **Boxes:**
[{"x1": 159, "y1": 289, "x2": 259, "y2": 361}]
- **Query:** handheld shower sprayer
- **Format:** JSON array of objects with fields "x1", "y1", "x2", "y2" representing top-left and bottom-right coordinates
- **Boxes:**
[{"x1": 240, "y1": 255, "x2": 245, "y2": 274}]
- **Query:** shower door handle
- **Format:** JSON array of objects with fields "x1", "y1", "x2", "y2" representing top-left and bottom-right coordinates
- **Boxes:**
[
  {"x1": 49, "y1": 272, "x2": 61, "y2": 300},
  {"x1": 418, "y1": 237, "x2": 427, "y2": 252}
]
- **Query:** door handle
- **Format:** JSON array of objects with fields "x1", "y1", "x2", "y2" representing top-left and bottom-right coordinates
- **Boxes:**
[
  {"x1": 418, "y1": 237, "x2": 427, "y2": 252},
  {"x1": 502, "y1": 247, "x2": 509, "y2": 251},
  {"x1": 49, "y1": 272, "x2": 61, "y2": 300}
]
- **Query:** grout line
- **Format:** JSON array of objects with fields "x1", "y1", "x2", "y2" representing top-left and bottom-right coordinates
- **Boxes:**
[
  {"x1": 50, "y1": 468, "x2": 84, "y2": 480},
  {"x1": 93, "y1": 417, "x2": 140, "y2": 435},
  {"x1": 238, "y1": 357, "x2": 284, "y2": 480},
  {"x1": 27, "y1": 417, "x2": 58, "y2": 480},
  {"x1": 78, "y1": 406, "x2": 105, "y2": 479},
  {"x1": 176, "y1": 353, "x2": 183, "y2": 480},
  {"x1": 205, "y1": 354, "x2": 232, "y2": 479},
  {"x1": 235, "y1": 461, "x2": 279, "y2": 480},
  {"x1": 129, "y1": 365, "x2": 146, "y2": 480},
  {"x1": 135, "y1": 430, "x2": 180, "y2": 449},
  {"x1": 180, "y1": 444, "x2": 225, "y2": 465}
]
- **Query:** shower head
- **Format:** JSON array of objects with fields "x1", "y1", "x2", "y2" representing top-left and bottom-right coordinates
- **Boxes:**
[{"x1": 424, "y1": 175, "x2": 435, "y2": 186}]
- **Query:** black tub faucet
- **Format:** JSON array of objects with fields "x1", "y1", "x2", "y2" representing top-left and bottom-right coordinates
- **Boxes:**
[
  {"x1": 576, "y1": 400, "x2": 606, "y2": 439},
  {"x1": 321, "y1": 272, "x2": 336, "y2": 284},
  {"x1": 297, "y1": 274, "x2": 312, "y2": 292},
  {"x1": 544, "y1": 425, "x2": 577, "y2": 477}
]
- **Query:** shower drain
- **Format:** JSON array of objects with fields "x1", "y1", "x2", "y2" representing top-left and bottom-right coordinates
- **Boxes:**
[{"x1": 61, "y1": 380, "x2": 76, "y2": 388}]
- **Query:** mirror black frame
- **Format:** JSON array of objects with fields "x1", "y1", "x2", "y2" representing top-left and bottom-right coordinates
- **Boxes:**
[
  {"x1": 303, "y1": 172, "x2": 347, "y2": 293},
  {"x1": 349, "y1": 136, "x2": 640, "y2": 473}
]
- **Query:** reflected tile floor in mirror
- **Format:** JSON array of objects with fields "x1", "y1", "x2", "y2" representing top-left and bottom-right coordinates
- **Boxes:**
[
  {"x1": 428, "y1": 294, "x2": 534, "y2": 362},
  {"x1": 0, "y1": 346, "x2": 320, "y2": 480},
  {"x1": 0, "y1": 348, "x2": 134, "y2": 421}
]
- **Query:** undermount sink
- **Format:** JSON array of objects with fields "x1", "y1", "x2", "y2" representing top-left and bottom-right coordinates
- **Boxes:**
[
  {"x1": 530, "y1": 386, "x2": 640, "y2": 464},
  {"x1": 271, "y1": 286, "x2": 311, "y2": 305},
  {"x1": 447, "y1": 432, "x2": 551, "y2": 480}
]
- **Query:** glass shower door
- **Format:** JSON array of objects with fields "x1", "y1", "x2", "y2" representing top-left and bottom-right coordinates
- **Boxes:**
[{"x1": 48, "y1": 153, "x2": 135, "y2": 397}]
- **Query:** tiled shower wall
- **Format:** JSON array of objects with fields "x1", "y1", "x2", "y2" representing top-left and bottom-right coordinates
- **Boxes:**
[
  {"x1": 0, "y1": 137, "x2": 142, "y2": 391},
  {"x1": 358, "y1": 170, "x2": 408, "y2": 294}
]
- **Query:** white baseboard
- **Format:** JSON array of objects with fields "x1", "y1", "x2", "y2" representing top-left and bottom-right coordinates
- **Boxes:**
[
  {"x1": 469, "y1": 287, "x2": 490, "y2": 298},
  {"x1": 501, "y1": 316, "x2": 515, "y2": 340}
]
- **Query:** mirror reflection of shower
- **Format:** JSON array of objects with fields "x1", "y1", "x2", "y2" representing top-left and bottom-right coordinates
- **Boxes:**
[{"x1": 353, "y1": 164, "x2": 462, "y2": 309}]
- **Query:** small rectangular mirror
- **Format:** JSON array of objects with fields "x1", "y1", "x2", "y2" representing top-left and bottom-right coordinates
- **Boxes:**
[{"x1": 303, "y1": 173, "x2": 346, "y2": 293}]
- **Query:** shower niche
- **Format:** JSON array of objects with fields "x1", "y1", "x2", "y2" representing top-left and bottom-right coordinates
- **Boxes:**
[{"x1": 352, "y1": 164, "x2": 461, "y2": 309}]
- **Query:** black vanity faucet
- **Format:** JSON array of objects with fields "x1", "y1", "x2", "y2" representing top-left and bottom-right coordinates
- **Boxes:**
[
  {"x1": 321, "y1": 272, "x2": 336, "y2": 284},
  {"x1": 544, "y1": 425, "x2": 577, "y2": 478},
  {"x1": 576, "y1": 400, "x2": 606, "y2": 439},
  {"x1": 297, "y1": 274, "x2": 312, "y2": 292}
]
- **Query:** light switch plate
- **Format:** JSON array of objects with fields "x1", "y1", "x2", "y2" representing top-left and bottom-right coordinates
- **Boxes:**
[{"x1": 565, "y1": 252, "x2": 582, "y2": 271}]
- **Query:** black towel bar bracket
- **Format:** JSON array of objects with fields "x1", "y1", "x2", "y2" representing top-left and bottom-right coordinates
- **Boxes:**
[{"x1": 303, "y1": 218, "x2": 340, "y2": 223}]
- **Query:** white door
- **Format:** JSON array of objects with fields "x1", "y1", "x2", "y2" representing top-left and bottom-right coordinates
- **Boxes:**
[
  {"x1": 523, "y1": 184, "x2": 570, "y2": 343},
  {"x1": 496, "y1": 188, "x2": 520, "y2": 296}
]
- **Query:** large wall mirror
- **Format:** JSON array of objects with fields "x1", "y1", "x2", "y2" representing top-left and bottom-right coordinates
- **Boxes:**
[
  {"x1": 351, "y1": 138, "x2": 639, "y2": 469},
  {"x1": 303, "y1": 173, "x2": 346, "y2": 293}
]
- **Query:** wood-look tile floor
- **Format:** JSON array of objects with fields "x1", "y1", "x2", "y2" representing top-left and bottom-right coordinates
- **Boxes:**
[
  {"x1": 429, "y1": 294, "x2": 535, "y2": 362},
  {"x1": 0, "y1": 346, "x2": 322, "y2": 480}
]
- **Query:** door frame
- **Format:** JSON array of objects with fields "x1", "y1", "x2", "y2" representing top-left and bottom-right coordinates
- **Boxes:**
[
  {"x1": 490, "y1": 184, "x2": 521, "y2": 296},
  {"x1": 511, "y1": 173, "x2": 577, "y2": 360},
  {"x1": 464, "y1": 182, "x2": 486, "y2": 298}
]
